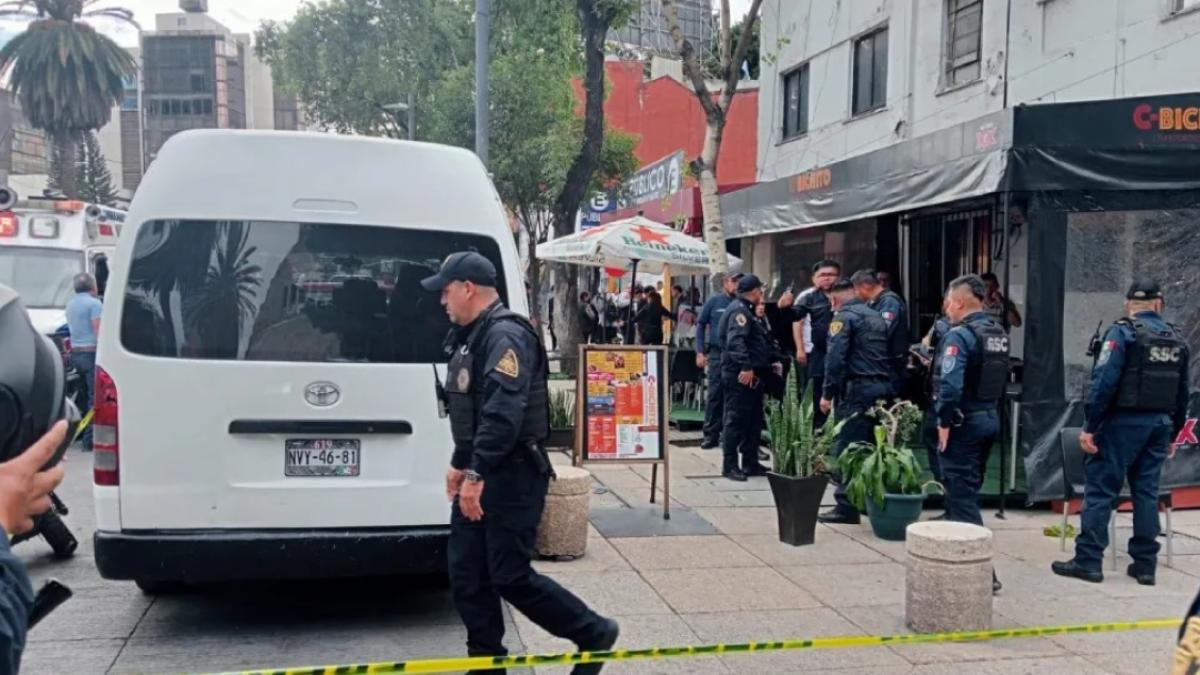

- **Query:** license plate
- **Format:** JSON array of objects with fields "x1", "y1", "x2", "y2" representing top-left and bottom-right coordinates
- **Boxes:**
[{"x1": 285, "y1": 439, "x2": 361, "y2": 477}]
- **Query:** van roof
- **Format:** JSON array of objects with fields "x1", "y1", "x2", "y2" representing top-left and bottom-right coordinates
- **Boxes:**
[{"x1": 130, "y1": 130, "x2": 508, "y2": 234}]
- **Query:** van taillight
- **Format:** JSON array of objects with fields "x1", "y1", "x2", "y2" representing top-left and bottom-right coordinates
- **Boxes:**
[{"x1": 93, "y1": 366, "x2": 119, "y2": 486}]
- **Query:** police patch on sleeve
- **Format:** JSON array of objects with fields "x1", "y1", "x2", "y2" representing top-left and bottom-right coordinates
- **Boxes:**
[
  {"x1": 495, "y1": 348, "x2": 520, "y2": 378},
  {"x1": 1097, "y1": 340, "x2": 1116, "y2": 365},
  {"x1": 829, "y1": 320, "x2": 843, "y2": 336},
  {"x1": 882, "y1": 311, "x2": 896, "y2": 322},
  {"x1": 942, "y1": 344, "x2": 958, "y2": 375},
  {"x1": 736, "y1": 314, "x2": 747, "y2": 327}
]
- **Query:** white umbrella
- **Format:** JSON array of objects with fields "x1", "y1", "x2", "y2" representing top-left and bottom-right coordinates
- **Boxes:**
[
  {"x1": 535, "y1": 215, "x2": 741, "y2": 275},
  {"x1": 537, "y1": 215, "x2": 741, "y2": 337}
]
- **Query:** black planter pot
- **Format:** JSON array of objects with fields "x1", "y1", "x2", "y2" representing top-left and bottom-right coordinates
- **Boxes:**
[
  {"x1": 546, "y1": 427, "x2": 575, "y2": 450},
  {"x1": 766, "y1": 473, "x2": 830, "y2": 546}
]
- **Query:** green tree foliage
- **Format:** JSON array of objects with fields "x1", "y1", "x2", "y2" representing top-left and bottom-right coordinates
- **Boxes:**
[{"x1": 77, "y1": 131, "x2": 117, "y2": 206}]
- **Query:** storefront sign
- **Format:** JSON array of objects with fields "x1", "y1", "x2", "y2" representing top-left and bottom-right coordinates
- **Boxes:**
[
  {"x1": 1133, "y1": 103, "x2": 1200, "y2": 132},
  {"x1": 621, "y1": 151, "x2": 685, "y2": 208},
  {"x1": 792, "y1": 167, "x2": 832, "y2": 193}
]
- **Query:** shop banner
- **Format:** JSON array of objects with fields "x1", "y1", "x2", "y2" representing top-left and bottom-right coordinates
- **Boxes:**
[{"x1": 580, "y1": 346, "x2": 666, "y2": 462}]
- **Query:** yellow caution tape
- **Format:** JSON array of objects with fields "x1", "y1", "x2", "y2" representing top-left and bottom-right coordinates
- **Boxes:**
[
  {"x1": 207, "y1": 618, "x2": 1180, "y2": 675},
  {"x1": 72, "y1": 409, "x2": 94, "y2": 443}
]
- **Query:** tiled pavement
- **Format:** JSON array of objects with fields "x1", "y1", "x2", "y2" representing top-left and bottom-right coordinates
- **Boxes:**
[{"x1": 515, "y1": 445, "x2": 1195, "y2": 674}]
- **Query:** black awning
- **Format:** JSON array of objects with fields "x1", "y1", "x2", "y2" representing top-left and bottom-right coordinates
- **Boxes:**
[
  {"x1": 721, "y1": 110, "x2": 1012, "y2": 238},
  {"x1": 722, "y1": 93, "x2": 1200, "y2": 238}
]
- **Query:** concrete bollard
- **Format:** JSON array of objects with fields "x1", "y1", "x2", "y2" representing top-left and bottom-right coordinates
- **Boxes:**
[
  {"x1": 905, "y1": 521, "x2": 994, "y2": 633},
  {"x1": 536, "y1": 466, "x2": 592, "y2": 559}
]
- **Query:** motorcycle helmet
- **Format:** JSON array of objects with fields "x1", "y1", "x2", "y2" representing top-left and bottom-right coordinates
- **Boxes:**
[{"x1": 0, "y1": 284, "x2": 77, "y2": 466}]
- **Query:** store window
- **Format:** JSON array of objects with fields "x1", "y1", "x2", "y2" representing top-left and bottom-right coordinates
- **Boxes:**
[
  {"x1": 782, "y1": 64, "x2": 809, "y2": 140},
  {"x1": 852, "y1": 26, "x2": 888, "y2": 116},
  {"x1": 944, "y1": 0, "x2": 983, "y2": 87}
]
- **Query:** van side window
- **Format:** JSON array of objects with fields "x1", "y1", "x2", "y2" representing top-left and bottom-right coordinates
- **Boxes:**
[
  {"x1": 91, "y1": 253, "x2": 109, "y2": 298},
  {"x1": 119, "y1": 219, "x2": 508, "y2": 363}
]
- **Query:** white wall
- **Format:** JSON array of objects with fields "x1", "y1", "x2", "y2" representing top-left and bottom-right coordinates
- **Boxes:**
[
  {"x1": 1008, "y1": 0, "x2": 1200, "y2": 104},
  {"x1": 95, "y1": 105, "x2": 125, "y2": 191},
  {"x1": 238, "y1": 34, "x2": 278, "y2": 131},
  {"x1": 757, "y1": 0, "x2": 1200, "y2": 182}
]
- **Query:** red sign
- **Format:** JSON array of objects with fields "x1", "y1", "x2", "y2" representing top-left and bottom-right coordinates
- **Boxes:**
[
  {"x1": 1133, "y1": 103, "x2": 1200, "y2": 132},
  {"x1": 1177, "y1": 418, "x2": 1199, "y2": 446},
  {"x1": 792, "y1": 167, "x2": 832, "y2": 193}
]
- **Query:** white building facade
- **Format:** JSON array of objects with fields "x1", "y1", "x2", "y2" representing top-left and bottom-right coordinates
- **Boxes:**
[{"x1": 723, "y1": 0, "x2": 1200, "y2": 501}]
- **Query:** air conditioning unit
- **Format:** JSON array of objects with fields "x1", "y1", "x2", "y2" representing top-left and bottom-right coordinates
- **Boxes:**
[{"x1": 179, "y1": 0, "x2": 208, "y2": 13}]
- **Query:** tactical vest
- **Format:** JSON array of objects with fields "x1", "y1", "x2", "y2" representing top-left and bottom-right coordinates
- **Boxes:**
[
  {"x1": 963, "y1": 317, "x2": 1010, "y2": 402},
  {"x1": 1114, "y1": 318, "x2": 1187, "y2": 412},
  {"x1": 444, "y1": 305, "x2": 550, "y2": 457},
  {"x1": 845, "y1": 304, "x2": 890, "y2": 369}
]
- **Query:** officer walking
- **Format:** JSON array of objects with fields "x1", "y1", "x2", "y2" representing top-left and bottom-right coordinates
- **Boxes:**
[
  {"x1": 779, "y1": 260, "x2": 841, "y2": 427},
  {"x1": 718, "y1": 275, "x2": 780, "y2": 481},
  {"x1": 852, "y1": 269, "x2": 910, "y2": 395},
  {"x1": 817, "y1": 279, "x2": 894, "y2": 524},
  {"x1": 1053, "y1": 280, "x2": 1191, "y2": 586},
  {"x1": 934, "y1": 274, "x2": 1009, "y2": 592},
  {"x1": 422, "y1": 252, "x2": 619, "y2": 674},
  {"x1": 695, "y1": 272, "x2": 741, "y2": 449}
]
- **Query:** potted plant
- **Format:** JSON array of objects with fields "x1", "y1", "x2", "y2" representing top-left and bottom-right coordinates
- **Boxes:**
[
  {"x1": 838, "y1": 400, "x2": 936, "y2": 541},
  {"x1": 546, "y1": 389, "x2": 576, "y2": 450},
  {"x1": 764, "y1": 379, "x2": 841, "y2": 546}
]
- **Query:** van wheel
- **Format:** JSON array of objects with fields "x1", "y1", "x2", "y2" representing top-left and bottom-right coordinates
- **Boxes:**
[{"x1": 135, "y1": 579, "x2": 183, "y2": 595}]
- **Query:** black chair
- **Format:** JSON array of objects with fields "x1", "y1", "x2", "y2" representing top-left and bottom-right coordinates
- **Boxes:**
[{"x1": 1058, "y1": 426, "x2": 1174, "y2": 570}]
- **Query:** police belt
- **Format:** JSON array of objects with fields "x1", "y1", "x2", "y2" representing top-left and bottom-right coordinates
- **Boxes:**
[{"x1": 843, "y1": 376, "x2": 890, "y2": 396}]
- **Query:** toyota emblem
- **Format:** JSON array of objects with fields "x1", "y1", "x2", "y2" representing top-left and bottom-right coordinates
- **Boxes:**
[{"x1": 305, "y1": 381, "x2": 341, "y2": 407}]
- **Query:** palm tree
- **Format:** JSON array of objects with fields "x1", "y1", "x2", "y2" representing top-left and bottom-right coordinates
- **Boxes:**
[
  {"x1": 185, "y1": 222, "x2": 263, "y2": 358},
  {"x1": 0, "y1": 0, "x2": 136, "y2": 198}
]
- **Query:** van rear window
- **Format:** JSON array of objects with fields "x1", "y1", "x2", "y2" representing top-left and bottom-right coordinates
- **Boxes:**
[{"x1": 120, "y1": 220, "x2": 507, "y2": 363}]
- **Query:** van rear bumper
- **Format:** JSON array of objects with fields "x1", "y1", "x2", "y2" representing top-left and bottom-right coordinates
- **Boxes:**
[{"x1": 94, "y1": 527, "x2": 450, "y2": 582}]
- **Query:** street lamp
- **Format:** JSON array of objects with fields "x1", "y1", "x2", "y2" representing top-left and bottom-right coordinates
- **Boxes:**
[{"x1": 382, "y1": 92, "x2": 415, "y2": 140}]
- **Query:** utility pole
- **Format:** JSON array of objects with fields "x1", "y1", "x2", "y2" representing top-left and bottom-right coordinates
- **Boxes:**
[
  {"x1": 407, "y1": 92, "x2": 415, "y2": 141},
  {"x1": 475, "y1": 0, "x2": 490, "y2": 166}
]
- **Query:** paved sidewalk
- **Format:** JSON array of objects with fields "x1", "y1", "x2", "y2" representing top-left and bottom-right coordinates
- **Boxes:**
[{"x1": 518, "y1": 444, "x2": 1195, "y2": 674}]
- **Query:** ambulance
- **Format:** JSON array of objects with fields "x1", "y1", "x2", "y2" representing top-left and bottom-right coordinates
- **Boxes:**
[{"x1": 0, "y1": 187, "x2": 125, "y2": 336}]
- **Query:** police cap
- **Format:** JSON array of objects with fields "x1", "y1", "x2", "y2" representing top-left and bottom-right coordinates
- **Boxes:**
[
  {"x1": 737, "y1": 274, "x2": 763, "y2": 293},
  {"x1": 420, "y1": 252, "x2": 498, "y2": 291},
  {"x1": 1126, "y1": 279, "x2": 1164, "y2": 301}
]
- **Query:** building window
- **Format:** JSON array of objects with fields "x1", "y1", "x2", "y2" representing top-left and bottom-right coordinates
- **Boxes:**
[
  {"x1": 1174, "y1": 0, "x2": 1200, "y2": 12},
  {"x1": 782, "y1": 64, "x2": 809, "y2": 139},
  {"x1": 945, "y1": 0, "x2": 983, "y2": 86},
  {"x1": 852, "y1": 27, "x2": 888, "y2": 116}
]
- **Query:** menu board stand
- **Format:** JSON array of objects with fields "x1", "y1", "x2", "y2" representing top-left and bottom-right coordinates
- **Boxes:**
[{"x1": 573, "y1": 344, "x2": 670, "y2": 520}]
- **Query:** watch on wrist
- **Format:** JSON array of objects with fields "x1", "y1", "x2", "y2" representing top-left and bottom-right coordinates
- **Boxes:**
[{"x1": 464, "y1": 469, "x2": 483, "y2": 483}]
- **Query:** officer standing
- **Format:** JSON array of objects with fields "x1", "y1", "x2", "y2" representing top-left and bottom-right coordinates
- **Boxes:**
[
  {"x1": 779, "y1": 260, "x2": 841, "y2": 427},
  {"x1": 695, "y1": 272, "x2": 741, "y2": 449},
  {"x1": 817, "y1": 279, "x2": 893, "y2": 524},
  {"x1": 422, "y1": 253, "x2": 618, "y2": 674},
  {"x1": 852, "y1": 269, "x2": 910, "y2": 395},
  {"x1": 1053, "y1": 280, "x2": 1191, "y2": 586},
  {"x1": 934, "y1": 274, "x2": 1009, "y2": 592},
  {"x1": 718, "y1": 275, "x2": 780, "y2": 481},
  {"x1": 919, "y1": 305, "x2": 953, "y2": 487}
]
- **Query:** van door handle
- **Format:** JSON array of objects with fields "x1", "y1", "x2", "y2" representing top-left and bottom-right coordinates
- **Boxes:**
[{"x1": 228, "y1": 420, "x2": 414, "y2": 435}]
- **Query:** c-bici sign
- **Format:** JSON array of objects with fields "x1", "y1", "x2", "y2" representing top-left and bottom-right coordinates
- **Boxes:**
[{"x1": 1133, "y1": 102, "x2": 1200, "y2": 135}]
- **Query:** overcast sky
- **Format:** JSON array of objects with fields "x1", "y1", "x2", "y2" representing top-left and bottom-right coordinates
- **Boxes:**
[{"x1": 0, "y1": 0, "x2": 757, "y2": 48}]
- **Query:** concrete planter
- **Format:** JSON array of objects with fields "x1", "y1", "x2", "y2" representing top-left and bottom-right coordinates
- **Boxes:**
[{"x1": 535, "y1": 466, "x2": 591, "y2": 560}]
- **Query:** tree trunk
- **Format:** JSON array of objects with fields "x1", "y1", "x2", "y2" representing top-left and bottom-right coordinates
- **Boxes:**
[
  {"x1": 547, "y1": 0, "x2": 618, "y2": 377},
  {"x1": 698, "y1": 112, "x2": 727, "y2": 274},
  {"x1": 53, "y1": 133, "x2": 79, "y2": 199}
]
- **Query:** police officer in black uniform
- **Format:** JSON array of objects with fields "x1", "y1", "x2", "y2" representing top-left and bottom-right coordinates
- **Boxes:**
[
  {"x1": 718, "y1": 274, "x2": 780, "y2": 482},
  {"x1": 852, "y1": 269, "x2": 910, "y2": 395},
  {"x1": 817, "y1": 279, "x2": 893, "y2": 524},
  {"x1": 933, "y1": 274, "x2": 1009, "y2": 592},
  {"x1": 778, "y1": 260, "x2": 841, "y2": 427},
  {"x1": 423, "y1": 253, "x2": 618, "y2": 674},
  {"x1": 1053, "y1": 280, "x2": 1191, "y2": 586},
  {"x1": 918, "y1": 305, "x2": 953, "y2": 488}
]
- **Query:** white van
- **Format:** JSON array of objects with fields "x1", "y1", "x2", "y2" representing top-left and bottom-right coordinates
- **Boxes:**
[{"x1": 93, "y1": 130, "x2": 525, "y2": 592}]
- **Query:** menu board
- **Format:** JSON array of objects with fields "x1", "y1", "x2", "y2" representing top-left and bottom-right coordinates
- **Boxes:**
[{"x1": 579, "y1": 346, "x2": 667, "y2": 462}]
